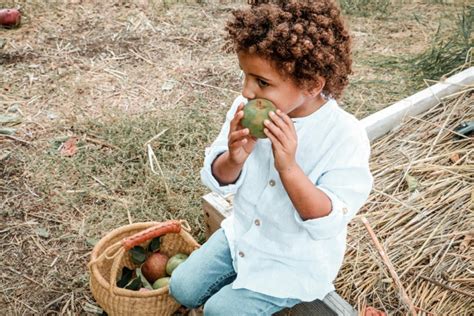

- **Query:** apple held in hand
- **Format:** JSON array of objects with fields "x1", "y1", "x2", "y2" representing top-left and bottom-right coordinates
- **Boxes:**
[{"x1": 241, "y1": 98, "x2": 276, "y2": 139}]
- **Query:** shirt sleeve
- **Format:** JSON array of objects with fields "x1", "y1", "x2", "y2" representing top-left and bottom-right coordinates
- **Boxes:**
[
  {"x1": 200, "y1": 95, "x2": 249, "y2": 196},
  {"x1": 293, "y1": 128, "x2": 373, "y2": 240}
]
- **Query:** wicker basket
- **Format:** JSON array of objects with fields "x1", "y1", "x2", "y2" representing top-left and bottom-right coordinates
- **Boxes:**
[{"x1": 88, "y1": 220, "x2": 200, "y2": 316}]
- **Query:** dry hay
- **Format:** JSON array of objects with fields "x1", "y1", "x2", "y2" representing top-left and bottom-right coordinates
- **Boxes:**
[
  {"x1": 0, "y1": 2, "x2": 241, "y2": 314},
  {"x1": 336, "y1": 88, "x2": 474, "y2": 315},
  {"x1": 0, "y1": 0, "x2": 471, "y2": 314}
]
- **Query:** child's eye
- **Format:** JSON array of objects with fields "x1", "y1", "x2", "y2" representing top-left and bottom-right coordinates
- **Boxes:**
[{"x1": 257, "y1": 78, "x2": 269, "y2": 87}]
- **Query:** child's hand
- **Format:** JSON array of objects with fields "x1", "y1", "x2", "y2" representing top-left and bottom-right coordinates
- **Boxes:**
[
  {"x1": 263, "y1": 109, "x2": 298, "y2": 174},
  {"x1": 227, "y1": 103, "x2": 257, "y2": 165}
]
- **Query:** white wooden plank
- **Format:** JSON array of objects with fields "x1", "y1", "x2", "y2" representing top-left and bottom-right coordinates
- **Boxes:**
[
  {"x1": 202, "y1": 192, "x2": 234, "y2": 237},
  {"x1": 202, "y1": 192, "x2": 233, "y2": 217},
  {"x1": 324, "y1": 291, "x2": 357, "y2": 316},
  {"x1": 361, "y1": 67, "x2": 474, "y2": 142}
]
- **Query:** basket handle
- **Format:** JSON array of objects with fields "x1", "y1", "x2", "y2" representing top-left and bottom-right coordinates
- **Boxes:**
[
  {"x1": 108, "y1": 220, "x2": 185, "y2": 295},
  {"x1": 122, "y1": 220, "x2": 182, "y2": 250}
]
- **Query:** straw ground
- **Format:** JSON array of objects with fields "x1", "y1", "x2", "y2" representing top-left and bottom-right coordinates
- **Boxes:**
[
  {"x1": 0, "y1": 0, "x2": 471, "y2": 314},
  {"x1": 337, "y1": 90, "x2": 473, "y2": 314}
]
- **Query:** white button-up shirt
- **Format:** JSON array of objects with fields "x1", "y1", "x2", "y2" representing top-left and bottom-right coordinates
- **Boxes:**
[{"x1": 200, "y1": 95, "x2": 373, "y2": 301}]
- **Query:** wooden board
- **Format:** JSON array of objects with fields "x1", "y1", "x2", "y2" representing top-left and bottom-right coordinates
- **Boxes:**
[
  {"x1": 275, "y1": 291, "x2": 357, "y2": 316},
  {"x1": 361, "y1": 67, "x2": 474, "y2": 141},
  {"x1": 203, "y1": 192, "x2": 231, "y2": 239}
]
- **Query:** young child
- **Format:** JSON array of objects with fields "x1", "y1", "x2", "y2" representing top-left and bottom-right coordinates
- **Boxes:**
[{"x1": 170, "y1": 1, "x2": 373, "y2": 314}]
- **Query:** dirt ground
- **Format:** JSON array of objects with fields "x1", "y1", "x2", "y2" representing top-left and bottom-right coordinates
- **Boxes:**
[{"x1": 0, "y1": 0, "x2": 470, "y2": 314}]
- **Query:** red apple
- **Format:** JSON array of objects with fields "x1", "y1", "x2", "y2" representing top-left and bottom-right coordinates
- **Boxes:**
[
  {"x1": 141, "y1": 252, "x2": 168, "y2": 283},
  {"x1": 0, "y1": 9, "x2": 21, "y2": 28}
]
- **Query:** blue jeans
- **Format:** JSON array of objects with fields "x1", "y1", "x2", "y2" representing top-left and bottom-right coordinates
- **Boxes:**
[{"x1": 169, "y1": 228, "x2": 300, "y2": 316}]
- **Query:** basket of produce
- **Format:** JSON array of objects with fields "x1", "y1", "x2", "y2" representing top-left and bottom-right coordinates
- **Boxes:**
[{"x1": 88, "y1": 220, "x2": 200, "y2": 316}]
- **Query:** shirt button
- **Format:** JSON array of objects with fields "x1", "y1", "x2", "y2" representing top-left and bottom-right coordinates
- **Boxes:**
[
  {"x1": 238, "y1": 251, "x2": 245, "y2": 258},
  {"x1": 342, "y1": 207, "x2": 348, "y2": 214},
  {"x1": 254, "y1": 219, "x2": 261, "y2": 226},
  {"x1": 269, "y1": 179, "x2": 276, "y2": 187}
]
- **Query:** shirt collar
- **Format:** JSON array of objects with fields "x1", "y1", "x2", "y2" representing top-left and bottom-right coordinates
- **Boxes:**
[{"x1": 291, "y1": 98, "x2": 336, "y2": 124}]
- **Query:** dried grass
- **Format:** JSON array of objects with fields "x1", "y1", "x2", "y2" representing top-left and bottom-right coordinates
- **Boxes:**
[
  {"x1": 337, "y1": 89, "x2": 474, "y2": 315},
  {"x1": 0, "y1": 0, "x2": 471, "y2": 314}
]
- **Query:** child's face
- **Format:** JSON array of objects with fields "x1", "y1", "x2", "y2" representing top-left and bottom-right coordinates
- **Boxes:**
[{"x1": 238, "y1": 51, "x2": 325, "y2": 118}]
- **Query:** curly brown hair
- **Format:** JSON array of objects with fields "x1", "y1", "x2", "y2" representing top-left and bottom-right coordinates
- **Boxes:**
[{"x1": 225, "y1": 0, "x2": 352, "y2": 99}]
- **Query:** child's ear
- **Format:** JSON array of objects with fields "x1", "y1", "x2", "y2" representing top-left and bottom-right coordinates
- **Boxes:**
[{"x1": 308, "y1": 77, "x2": 326, "y2": 97}]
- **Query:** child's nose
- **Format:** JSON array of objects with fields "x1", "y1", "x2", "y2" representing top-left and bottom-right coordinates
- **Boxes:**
[{"x1": 241, "y1": 79, "x2": 256, "y2": 100}]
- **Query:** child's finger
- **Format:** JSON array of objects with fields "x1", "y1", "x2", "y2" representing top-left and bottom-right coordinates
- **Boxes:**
[
  {"x1": 275, "y1": 109, "x2": 295, "y2": 130},
  {"x1": 269, "y1": 111, "x2": 283, "y2": 126},
  {"x1": 264, "y1": 127, "x2": 282, "y2": 149},
  {"x1": 264, "y1": 118, "x2": 287, "y2": 143},
  {"x1": 228, "y1": 128, "x2": 249, "y2": 145},
  {"x1": 229, "y1": 137, "x2": 247, "y2": 151},
  {"x1": 271, "y1": 110, "x2": 294, "y2": 135},
  {"x1": 269, "y1": 111, "x2": 290, "y2": 138},
  {"x1": 271, "y1": 110, "x2": 297, "y2": 141},
  {"x1": 229, "y1": 107, "x2": 244, "y2": 132}
]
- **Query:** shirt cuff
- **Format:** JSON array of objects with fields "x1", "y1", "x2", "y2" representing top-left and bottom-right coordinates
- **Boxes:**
[
  {"x1": 293, "y1": 186, "x2": 348, "y2": 240},
  {"x1": 200, "y1": 147, "x2": 247, "y2": 196}
]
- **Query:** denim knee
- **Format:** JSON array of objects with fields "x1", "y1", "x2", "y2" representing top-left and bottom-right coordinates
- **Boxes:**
[
  {"x1": 169, "y1": 268, "x2": 202, "y2": 308},
  {"x1": 203, "y1": 294, "x2": 228, "y2": 316}
]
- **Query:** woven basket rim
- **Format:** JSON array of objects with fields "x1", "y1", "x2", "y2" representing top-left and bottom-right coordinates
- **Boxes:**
[{"x1": 89, "y1": 221, "x2": 199, "y2": 298}]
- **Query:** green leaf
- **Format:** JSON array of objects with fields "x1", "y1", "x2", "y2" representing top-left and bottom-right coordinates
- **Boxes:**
[
  {"x1": 0, "y1": 114, "x2": 22, "y2": 125},
  {"x1": 35, "y1": 227, "x2": 49, "y2": 238},
  {"x1": 405, "y1": 174, "x2": 418, "y2": 192},
  {"x1": 148, "y1": 237, "x2": 161, "y2": 253},
  {"x1": 116, "y1": 267, "x2": 134, "y2": 288},
  {"x1": 0, "y1": 128, "x2": 16, "y2": 135},
  {"x1": 86, "y1": 237, "x2": 99, "y2": 247},
  {"x1": 124, "y1": 276, "x2": 142, "y2": 291},
  {"x1": 136, "y1": 267, "x2": 153, "y2": 290},
  {"x1": 129, "y1": 246, "x2": 147, "y2": 265}
]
